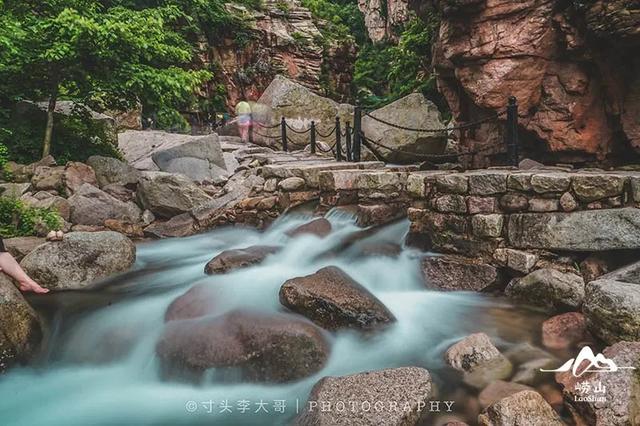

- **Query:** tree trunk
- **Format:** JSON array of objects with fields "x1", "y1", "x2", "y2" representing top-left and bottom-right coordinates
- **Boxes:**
[{"x1": 42, "y1": 90, "x2": 58, "y2": 159}]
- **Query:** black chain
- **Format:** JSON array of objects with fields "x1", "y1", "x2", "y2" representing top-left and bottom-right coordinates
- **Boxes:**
[
  {"x1": 363, "y1": 110, "x2": 504, "y2": 133},
  {"x1": 255, "y1": 122, "x2": 281, "y2": 130},
  {"x1": 316, "y1": 126, "x2": 336, "y2": 139},
  {"x1": 285, "y1": 122, "x2": 312, "y2": 134}
]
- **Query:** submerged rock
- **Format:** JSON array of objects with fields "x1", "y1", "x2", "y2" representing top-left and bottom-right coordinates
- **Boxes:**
[
  {"x1": 478, "y1": 390, "x2": 564, "y2": 426},
  {"x1": 286, "y1": 218, "x2": 332, "y2": 238},
  {"x1": 505, "y1": 268, "x2": 585, "y2": 313},
  {"x1": 0, "y1": 275, "x2": 43, "y2": 372},
  {"x1": 20, "y1": 231, "x2": 136, "y2": 290},
  {"x1": 295, "y1": 367, "x2": 433, "y2": 426},
  {"x1": 478, "y1": 381, "x2": 533, "y2": 410},
  {"x1": 204, "y1": 245, "x2": 281, "y2": 274},
  {"x1": 542, "y1": 312, "x2": 590, "y2": 350},
  {"x1": 279, "y1": 266, "x2": 395, "y2": 331},
  {"x1": 156, "y1": 309, "x2": 329, "y2": 383},
  {"x1": 164, "y1": 283, "x2": 220, "y2": 322},
  {"x1": 444, "y1": 333, "x2": 513, "y2": 389}
]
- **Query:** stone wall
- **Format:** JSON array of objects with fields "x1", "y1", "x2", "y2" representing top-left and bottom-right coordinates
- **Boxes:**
[{"x1": 406, "y1": 168, "x2": 640, "y2": 275}]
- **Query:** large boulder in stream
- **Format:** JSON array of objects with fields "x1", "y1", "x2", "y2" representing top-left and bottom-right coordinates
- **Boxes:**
[
  {"x1": 204, "y1": 245, "x2": 281, "y2": 274},
  {"x1": 164, "y1": 283, "x2": 220, "y2": 322},
  {"x1": 361, "y1": 93, "x2": 447, "y2": 164},
  {"x1": 478, "y1": 390, "x2": 564, "y2": 426},
  {"x1": 286, "y1": 218, "x2": 332, "y2": 238},
  {"x1": 136, "y1": 171, "x2": 212, "y2": 219},
  {"x1": 295, "y1": 367, "x2": 433, "y2": 426},
  {"x1": 20, "y1": 231, "x2": 136, "y2": 290},
  {"x1": 0, "y1": 275, "x2": 43, "y2": 372},
  {"x1": 445, "y1": 333, "x2": 513, "y2": 389},
  {"x1": 279, "y1": 266, "x2": 395, "y2": 331},
  {"x1": 156, "y1": 309, "x2": 330, "y2": 383}
]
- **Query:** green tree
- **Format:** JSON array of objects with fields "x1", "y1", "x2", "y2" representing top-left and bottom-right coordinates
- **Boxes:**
[{"x1": 0, "y1": 0, "x2": 211, "y2": 158}]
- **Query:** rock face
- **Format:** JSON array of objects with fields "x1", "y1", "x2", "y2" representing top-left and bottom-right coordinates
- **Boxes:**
[
  {"x1": 478, "y1": 390, "x2": 564, "y2": 426},
  {"x1": 150, "y1": 134, "x2": 227, "y2": 183},
  {"x1": 358, "y1": 0, "x2": 410, "y2": 43},
  {"x1": 67, "y1": 183, "x2": 141, "y2": 226},
  {"x1": 295, "y1": 367, "x2": 432, "y2": 426},
  {"x1": 361, "y1": 93, "x2": 447, "y2": 164},
  {"x1": 421, "y1": 255, "x2": 501, "y2": 292},
  {"x1": 255, "y1": 76, "x2": 354, "y2": 147},
  {"x1": 204, "y1": 2, "x2": 355, "y2": 108},
  {"x1": 279, "y1": 266, "x2": 395, "y2": 331},
  {"x1": 557, "y1": 341, "x2": 640, "y2": 426},
  {"x1": 508, "y1": 208, "x2": 640, "y2": 251},
  {"x1": 136, "y1": 172, "x2": 212, "y2": 219},
  {"x1": 204, "y1": 245, "x2": 281, "y2": 274},
  {"x1": 429, "y1": 0, "x2": 640, "y2": 165},
  {"x1": 444, "y1": 333, "x2": 513, "y2": 389},
  {"x1": 506, "y1": 268, "x2": 585, "y2": 313},
  {"x1": 20, "y1": 232, "x2": 136, "y2": 290},
  {"x1": 0, "y1": 275, "x2": 42, "y2": 371},
  {"x1": 156, "y1": 309, "x2": 329, "y2": 383}
]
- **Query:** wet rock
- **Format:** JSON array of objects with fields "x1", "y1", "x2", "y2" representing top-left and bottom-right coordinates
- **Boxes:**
[
  {"x1": 511, "y1": 358, "x2": 557, "y2": 386},
  {"x1": 20, "y1": 231, "x2": 136, "y2": 290},
  {"x1": 478, "y1": 390, "x2": 564, "y2": 426},
  {"x1": 279, "y1": 266, "x2": 395, "y2": 331},
  {"x1": 508, "y1": 208, "x2": 640, "y2": 251},
  {"x1": 542, "y1": 312, "x2": 590, "y2": 350},
  {"x1": 422, "y1": 256, "x2": 501, "y2": 292},
  {"x1": 556, "y1": 341, "x2": 640, "y2": 426},
  {"x1": 503, "y1": 343, "x2": 555, "y2": 366},
  {"x1": 143, "y1": 213, "x2": 197, "y2": 239},
  {"x1": 136, "y1": 171, "x2": 212, "y2": 219},
  {"x1": 86, "y1": 155, "x2": 141, "y2": 189},
  {"x1": 1, "y1": 237, "x2": 45, "y2": 261},
  {"x1": 357, "y1": 242, "x2": 402, "y2": 258},
  {"x1": 572, "y1": 174, "x2": 626, "y2": 202},
  {"x1": 445, "y1": 333, "x2": 513, "y2": 389},
  {"x1": 165, "y1": 283, "x2": 220, "y2": 322},
  {"x1": 286, "y1": 218, "x2": 332, "y2": 238},
  {"x1": 583, "y1": 279, "x2": 640, "y2": 344},
  {"x1": 204, "y1": 245, "x2": 280, "y2": 274},
  {"x1": 63, "y1": 162, "x2": 97, "y2": 195},
  {"x1": 295, "y1": 367, "x2": 433, "y2": 426},
  {"x1": 356, "y1": 204, "x2": 405, "y2": 227},
  {"x1": 156, "y1": 309, "x2": 329, "y2": 383},
  {"x1": 0, "y1": 275, "x2": 43, "y2": 372},
  {"x1": 478, "y1": 381, "x2": 533, "y2": 410},
  {"x1": 361, "y1": 93, "x2": 446, "y2": 164},
  {"x1": 278, "y1": 177, "x2": 306, "y2": 192},
  {"x1": 505, "y1": 268, "x2": 585, "y2": 313},
  {"x1": 67, "y1": 183, "x2": 141, "y2": 226}
]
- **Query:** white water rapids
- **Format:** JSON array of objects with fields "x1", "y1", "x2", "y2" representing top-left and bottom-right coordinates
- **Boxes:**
[{"x1": 0, "y1": 210, "x2": 548, "y2": 425}]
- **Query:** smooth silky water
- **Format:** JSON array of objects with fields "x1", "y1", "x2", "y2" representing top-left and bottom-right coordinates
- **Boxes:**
[{"x1": 0, "y1": 210, "x2": 551, "y2": 426}]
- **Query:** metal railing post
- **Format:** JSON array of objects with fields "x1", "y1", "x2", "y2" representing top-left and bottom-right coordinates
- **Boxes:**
[
  {"x1": 281, "y1": 117, "x2": 288, "y2": 152},
  {"x1": 310, "y1": 121, "x2": 316, "y2": 154},
  {"x1": 335, "y1": 116, "x2": 343, "y2": 161},
  {"x1": 248, "y1": 113, "x2": 254, "y2": 144},
  {"x1": 506, "y1": 96, "x2": 519, "y2": 166},
  {"x1": 353, "y1": 106, "x2": 362, "y2": 162},
  {"x1": 345, "y1": 121, "x2": 352, "y2": 162}
]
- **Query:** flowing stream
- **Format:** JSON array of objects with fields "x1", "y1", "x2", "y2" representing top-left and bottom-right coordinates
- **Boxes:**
[{"x1": 0, "y1": 210, "x2": 553, "y2": 426}]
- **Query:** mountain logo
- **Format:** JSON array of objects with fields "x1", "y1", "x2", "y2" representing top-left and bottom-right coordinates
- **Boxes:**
[{"x1": 540, "y1": 346, "x2": 636, "y2": 377}]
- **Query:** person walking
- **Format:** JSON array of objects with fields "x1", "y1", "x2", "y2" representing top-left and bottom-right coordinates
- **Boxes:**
[
  {"x1": 0, "y1": 238, "x2": 49, "y2": 293},
  {"x1": 235, "y1": 100, "x2": 252, "y2": 143}
]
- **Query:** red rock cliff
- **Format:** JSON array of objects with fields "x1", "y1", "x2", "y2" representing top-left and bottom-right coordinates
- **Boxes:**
[{"x1": 422, "y1": 0, "x2": 640, "y2": 165}]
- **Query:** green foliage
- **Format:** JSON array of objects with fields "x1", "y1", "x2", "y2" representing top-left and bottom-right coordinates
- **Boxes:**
[
  {"x1": 156, "y1": 108, "x2": 190, "y2": 133},
  {"x1": 354, "y1": 16, "x2": 440, "y2": 109},
  {"x1": 300, "y1": 0, "x2": 366, "y2": 44},
  {"x1": 0, "y1": 197, "x2": 62, "y2": 238},
  {"x1": 0, "y1": 107, "x2": 122, "y2": 164},
  {"x1": 0, "y1": 143, "x2": 8, "y2": 171}
]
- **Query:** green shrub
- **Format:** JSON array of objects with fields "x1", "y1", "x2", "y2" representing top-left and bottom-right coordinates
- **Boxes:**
[
  {"x1": 156, "y1": 108, "x2": 191, "y2": 133},
  {"x1": 0, "y1": 197, "x2": 62, "y2": 238}
]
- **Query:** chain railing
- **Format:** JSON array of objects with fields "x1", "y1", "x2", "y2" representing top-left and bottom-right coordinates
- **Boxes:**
[{"x1": 248, "y1": 96, "x2": 520, "y2": 166}]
